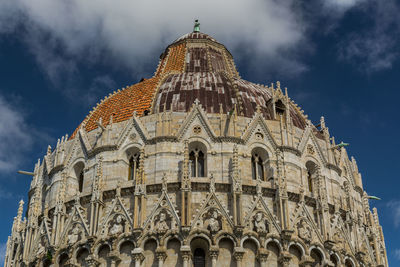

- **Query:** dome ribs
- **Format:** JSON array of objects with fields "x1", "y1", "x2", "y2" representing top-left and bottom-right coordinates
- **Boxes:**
[
  {"x1": 73, "y1": 76, "x2": 160, "y2": 137},
  {"x1": 71, "y1": 31, "x2": 308, "y2": 139}
]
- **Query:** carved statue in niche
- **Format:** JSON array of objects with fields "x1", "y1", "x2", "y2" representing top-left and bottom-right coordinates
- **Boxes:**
[
  {"x1": 109, "y1": 215, "x2": 124, "y2": 235},
  {"x1": 297, "y1": 219, "x2": 312, "y2": 242},
  {"x1": 67, "y1": 226, "x2": 81, "y2": 245},
  {"x1": 205, "y1": 209, "x2": 220, "y2": 233},
  {"x1": 155, "y1": 211, "x2": 169, "y2": 233},
  {"x1": 36, "y1": 236, "x2": 45, "y2": 256},
  {"x1": 253, "y1": 212, "x2": 269, "y2": 233}
]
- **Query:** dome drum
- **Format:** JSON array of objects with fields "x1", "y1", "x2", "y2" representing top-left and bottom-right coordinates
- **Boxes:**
[{"x1": 4, "y1": 29, "x2": 387, "y2": 267}]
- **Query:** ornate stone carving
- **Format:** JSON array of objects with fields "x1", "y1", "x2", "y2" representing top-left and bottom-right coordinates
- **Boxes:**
[
  {"x1": 253, "y1": 212, "x2": 269, "y2": 234},
  {"x1": 297, "y1": 219, "x2": 312, "y2": 243},
  {"x1": 109, "y1": 215, "x2": 124, "y2": 235},
  {"x1": 154, "y1": 211, "x2": 169, "y2": 234},
  {"x1": 67, "y1": 227, "x2": 81, "y2": 245},
  {"x1": 307, "y1": 144, "x2": 315, "y2": 155},
  {"x1": 193, "y1": 125, "x2": 202, "y2": 134},
  {"x1": 36, "y1": 237, "x2": 45, "y2": 256},
  {"x1": 205, "y1": 209, "x2": 221, "y2": 233}
]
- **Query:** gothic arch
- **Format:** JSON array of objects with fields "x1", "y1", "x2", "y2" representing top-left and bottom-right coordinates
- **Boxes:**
[
  {"x1": 250, "y1": 147, "x2": 271, "y2": 181},
  {"x1": 67, "y1": 158, "x2": 85, "y2": 195},
  {"x1": 188, "y1": 140, "x2": 208, "y2": 177}
]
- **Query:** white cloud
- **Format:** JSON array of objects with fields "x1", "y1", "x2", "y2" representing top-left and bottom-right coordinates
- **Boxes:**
[
  {"x1": 0, "y1": 243, "x2": 6, "y2": 265},
  {"x1": 324, "y1": 0, "x2": 366, "y2": 10},
  {"x1": 0, "y1": 94, "x2": 49, "y2": 173},
  {"x1": 0, "y1": 0, "x2": 308, "y2": 91},
  {"x1": 339, "y1": 0, "x2": 400, "y2": 72},
  {"x1": 395, "y1": 249, "x2": 400, "y2": 261},
  {"x1": 387, "y1": 200, "x2": 400, "y2": 228}
]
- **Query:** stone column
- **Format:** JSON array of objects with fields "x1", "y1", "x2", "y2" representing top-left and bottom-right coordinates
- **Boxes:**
[
  {"x1": 299, "y1": 255, "x2": 314, "y2": 267},
  {"x1": 258, "y1": 248, "x2": 269, "y2": 267},
  {"x1": 233, "y1": 247, "x2": 245, "y2": 267},
  {"x1": 156, "y1": 248, "x2": 167, "y2": 267},
  {"x1": 86, "y1": 254, "x2": 100, "y2": 267},
  {"x1": 209, "y1": 246, "x2": 219, "y2": 267},
  {"x1": 132, "y1": 248, "x2": 145, "y2": 267},
  {"x1": 278, "y1": 251, "x2": 292, "y2": 267},
  {"x1": 181, "y1": 245, "x2": 191, "y2": 267},
  {"x1": 108, "y1": 251, "x2": 121, "y2": 267}
]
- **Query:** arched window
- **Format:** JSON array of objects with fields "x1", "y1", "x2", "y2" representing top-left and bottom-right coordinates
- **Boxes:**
[
  {"x1": 190, "y1": 149, "x2": 205, "y2": 177},
  {"x1": 78, "y1": 170, "x2": 84, "y2": 193},
  {"x1": 275, "y1": 100, "x2": 286, "y2": 115},
  {"x1": 73, "y1": 162, "x2": 85, "y2": 193},
  {"x1": 306, "y1": 161, "x2": 318, "y2": 194},
  {"x1": 307, "y1": 170, "x2": 313, "y2": 192},
  {"x1": 251, "y1": 148, "x2": 269, "y2": 181},
  {"x1": 128, "y1": 153, "x2": 140, "y2": 181},
  {"x1": 193, "y1": 248, "x2": 205, "y2": 267},
  {"x1": 251, "y1": 154, "x2": 264, "y2": 180}
]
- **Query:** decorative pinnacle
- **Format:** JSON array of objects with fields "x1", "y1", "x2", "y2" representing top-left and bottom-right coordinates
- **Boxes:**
[{"x1": 194, "y1": 19, "x2": 200, "y2": 32}]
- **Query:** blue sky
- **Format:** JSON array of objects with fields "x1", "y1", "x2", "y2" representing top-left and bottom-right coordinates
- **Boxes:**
[{"x1": 0, "y1": 0, "x2": 399, "y2": 264}]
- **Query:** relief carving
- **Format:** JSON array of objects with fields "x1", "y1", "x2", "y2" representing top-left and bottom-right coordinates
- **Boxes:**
[
  {"x1": 109, "y1": 215, "x2": 125, "y2": 235},
  {"x1": 297, "y1": 219, "x2": 312, "y2": 243},
  {"x1": 253, "y1": 212, "x2": 269, "y2": 234},
  {"x1": 67, "y1": 226, "x2": 81, "y2": 246},
  {"x1": 205, "y1": 209, "x2": 221, "y2": 233},
  {"x1": 155, "y1": 211, "x2": 169, "y2": 234}
]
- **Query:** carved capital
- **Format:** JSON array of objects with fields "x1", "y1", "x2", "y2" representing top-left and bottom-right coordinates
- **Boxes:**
[
  {"x1": 180, "y1": 245, "x2": 191, "y2": 261},
  {"x1": 156, "y1": 247, "x2": 167, "y2": 261},
  {"x1": 209, "y1": 246, "x2": 219, "y2": 259},
  {"x1": 233, "y1": 247, "x2": 245, "y2": 262},
  {"x1": 132, "y1": 248, "x2": 145, "y2": 263},
  {"x1": 108, "y1": 251, "x2": 121, "y2": 263},
  {"x1": 257, "y1": 248, "x2": 269, "y2": 262},
  {"x1": 85, "y1": 255, "x2": 100, "y2": 267},
  {"x1": 278, "y1": 251, "x2": 292, "y2": 267},
  {"x1": 299, "y1": 255, "x2": 314, "y2": 267}
]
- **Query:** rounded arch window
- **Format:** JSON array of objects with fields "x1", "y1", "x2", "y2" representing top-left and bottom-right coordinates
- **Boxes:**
[
  {"x1": 275, "y1": 100, "x2": 286, "y2": 115},
  {"x1": 126, "y1": 147, "x2": 141, "y2": 181},
  {"x1": 73, "y1": 162, "x2": 85, "y2": 193},
  {"x1": 189, "y1": 142, "x2": 207, "y2": 178},
  {"x1": 251, "y1": 147, "x2": 270, "y2": 181}
]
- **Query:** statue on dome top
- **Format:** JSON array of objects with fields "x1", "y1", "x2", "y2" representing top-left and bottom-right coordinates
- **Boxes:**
[{"x1": 194, "y1": 19, "x2": 200, "y2": 32}]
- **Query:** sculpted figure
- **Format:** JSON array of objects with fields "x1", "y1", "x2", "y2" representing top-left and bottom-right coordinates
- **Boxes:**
[
  {"x1": 207, "y1": 210, "x2": 220, "y2": 233},
  {"x1": 298, "y1": 219, "x2": 312, "y2": 242},
  {"x1": 155, "y1": 212, "x2": 169, "y2": 233},
  {"x1": 254, "y1": 212, "x2": 268, "y2": 233},
  {"x1": 67, "y1": 227, "x2": 80, "y2": 245},
  {"x1": 36, "y1": 238, "x2": 45, "y2": 256},
  {"x1": 109, "y1": 215, "x2": 124, "y2": 235}
]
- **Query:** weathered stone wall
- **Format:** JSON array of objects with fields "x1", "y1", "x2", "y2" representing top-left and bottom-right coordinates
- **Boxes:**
[{"x1": 5, "y1": 102, "x2": 387, "y2": 267}]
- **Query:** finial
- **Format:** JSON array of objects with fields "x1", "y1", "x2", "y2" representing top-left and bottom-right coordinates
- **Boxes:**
[{"x1": 194, "y1": 19, "x2": 200, "y2": 32}]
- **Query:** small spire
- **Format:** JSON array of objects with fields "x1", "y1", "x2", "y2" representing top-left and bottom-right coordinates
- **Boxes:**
[{"x1": 193, "y1": 19, "x2": 200, "y2": 32}]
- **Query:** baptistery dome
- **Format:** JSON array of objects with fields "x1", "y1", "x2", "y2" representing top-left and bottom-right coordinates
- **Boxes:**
[{"x1": 5, "y1": 24, "x2": 387, "y2": 267}]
